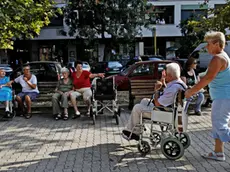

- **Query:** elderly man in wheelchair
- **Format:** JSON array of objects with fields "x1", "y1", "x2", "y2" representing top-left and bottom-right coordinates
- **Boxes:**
[{"x1": 122, "y1": 63, "x2": 191, "y2": 160}]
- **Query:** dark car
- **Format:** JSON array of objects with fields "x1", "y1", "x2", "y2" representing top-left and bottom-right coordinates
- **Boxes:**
[
  {"x1": 106, "y1": 60, "x2": 173, "y2": 91},
  {"x1": 11, "y1": 61, "x2": 62, "y2": 81},
  {"x1": 92, "y1": 61, "x2": 123, "y2": 76},
  {"x1": 141, "y1": 55, "x2": 166, "y2": 61},
  {"x1": 0, "y1": 64, "x2": 13, "y2": 76}
]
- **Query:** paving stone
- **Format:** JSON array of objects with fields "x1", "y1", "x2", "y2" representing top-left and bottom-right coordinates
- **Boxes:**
[{"x1": 0, "y1": 107, "x2": 229, "y2": 172}]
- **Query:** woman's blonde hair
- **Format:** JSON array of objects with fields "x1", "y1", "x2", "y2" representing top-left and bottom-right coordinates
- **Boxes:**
[{"x1": 204, "y1": 31, "x2": 226, "y2": 49}]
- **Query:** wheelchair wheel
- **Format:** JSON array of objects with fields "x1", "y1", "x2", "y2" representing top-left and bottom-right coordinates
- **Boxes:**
[
  {"x1": 137, "y1": 141, "x2": 151, "y2": 154},
  {"x1": 174, "y1": 132, "x2": 191, "y2": 149},
  {"x1": 150, "y1": 132, "x2": 161, "y2": 146},
  {"x1": 161, "y1": 138, "x2": 184, "y2": 160}
]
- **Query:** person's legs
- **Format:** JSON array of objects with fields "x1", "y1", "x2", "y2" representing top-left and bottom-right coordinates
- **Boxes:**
[
  {"x1": 124, "y1": 98, "x2": 154, "y2": 137},
  {"x1": 52, "y1": 93, "x2": 62, "y2": 116},
  {"x1": 4, "y1": 101, "x2": 10, "y2": 112},
  {"x1": 195, "y1": 92, "x2": 205, "y2": 114},
  {"x1": 70, "y1": 91, "x2": 81, "y2": 117},
  {"x1": 203, "y1": 99, "x2": 230, "y2": 161},
  {"x1": 24, "y1": 95, "x2": 32, "y2": 113},
  {"x1": 24, "y1": 92, "x2": 38, "y2": 119},
  {"x1": 61, "y1": 94, "x2": 69, "y2": 120},
  {"x1": 16, "y1": 92, "x2": 26, "y2": 115},
  {"x1": 82, "y1": 88, "x2": 92, "y2": 114}
]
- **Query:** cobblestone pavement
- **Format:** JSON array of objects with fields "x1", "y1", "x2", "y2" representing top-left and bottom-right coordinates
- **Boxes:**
[{"x1": 0, "y1": 107, "x2": 229, "y2": 172}]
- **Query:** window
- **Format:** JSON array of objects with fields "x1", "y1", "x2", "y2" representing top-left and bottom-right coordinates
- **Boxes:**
[
  {"x1": 108, "y1": 61, "x2": 122, "y2": 68},
  {"x1": 132, "y1": 63, "x2": 154, "y2": 76},
  {"x1": 181, "y1": 9, "x2": 207, "y2": 21},
  {"x1": 147, "y1": 6, "x2": 174, "y2": 24}
]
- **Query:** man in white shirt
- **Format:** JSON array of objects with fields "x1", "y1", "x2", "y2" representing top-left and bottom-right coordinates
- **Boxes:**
[
  {"x1": 9, "y1": 65, "x2": 39, "y2": 119},
  {"x1": 122, "y1": 63, "x2": 187, "y2": 140}
]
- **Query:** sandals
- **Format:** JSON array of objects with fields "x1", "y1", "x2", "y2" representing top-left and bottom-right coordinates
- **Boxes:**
[
  {"x1": 4, "y1": 111, "x2": 11, "y2": 118},
  {"x1": 72, "y1": 111, "x2": 81, "y2": 119},
  {"x1": 202, "y1": 151, "x2": 225, "y2": 161},
  {"x1": 63, "y1": 113, "x2": 69, "y2": 120},
  {"x1": 55, "y1": 113, "x2": 62, "y2": 120},
  {"x1": 24, "y1": 112, "x2": 32, "y2": 119}
]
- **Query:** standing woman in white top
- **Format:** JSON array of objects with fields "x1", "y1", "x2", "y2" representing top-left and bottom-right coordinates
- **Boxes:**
[{"x1": 8, "y1": 65, "x2": 39, "y2": 119}]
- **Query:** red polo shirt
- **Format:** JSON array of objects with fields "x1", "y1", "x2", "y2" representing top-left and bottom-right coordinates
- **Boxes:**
[{"x1": 72, "y1": 70, "x2": 91, "y2": 89}]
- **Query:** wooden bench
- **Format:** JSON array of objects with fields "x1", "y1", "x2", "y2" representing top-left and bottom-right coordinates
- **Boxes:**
[
  {"x1": 13, "y1": 81, "x2": 128, "y2": 110},
  {"x1": 129, "y1": 79, "x2": 156, "y2": 110}
]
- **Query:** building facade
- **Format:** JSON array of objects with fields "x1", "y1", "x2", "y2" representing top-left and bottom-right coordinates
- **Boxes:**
[{"x1": 9, "y1": 0, "x2": 227, "y2": 64}]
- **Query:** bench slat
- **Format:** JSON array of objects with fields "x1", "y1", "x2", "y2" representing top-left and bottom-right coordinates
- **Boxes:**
[
  {"x1": 131, "y1": 92, "x2": 154, "y2": 95},
  {"x1": 130, "y1": 80, "x2": 156, "y2": 83},
  {"x1": 131, "y1": 83, "x2": 155, "y2": 86},
  {"x1": 131, "y1": 86, "x2": 155, "y2": 89}
]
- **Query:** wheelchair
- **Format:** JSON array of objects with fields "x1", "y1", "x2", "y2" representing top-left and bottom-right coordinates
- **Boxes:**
[
  {"x1": 0, "y1": 90, "x2": 16, "y2": 121},
  {"x1": 130, "y1": 90, "x2": 195, "y2": 160},
  {"x1": 90, "y1": 77, "x2": 121, "y2": 125}
]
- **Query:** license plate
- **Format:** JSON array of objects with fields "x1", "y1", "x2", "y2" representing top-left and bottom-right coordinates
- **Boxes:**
[{"x1": 113, "y1": 68, "x2": 119, "y2": 71}]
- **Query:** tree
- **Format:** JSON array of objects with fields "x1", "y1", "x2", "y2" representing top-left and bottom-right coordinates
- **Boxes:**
[
  {"x1": 64, "y1": 0, "x2": 153, "y2": 60},
  {"x1": 0, "y1": 0, "x2": 57, "y2": 49},
  {"x1": 177, "y1": 14, "x2": 206, "y2": 58},
  {"x1": 177, "y1": 0, "x2": 230, "y2": 58}
]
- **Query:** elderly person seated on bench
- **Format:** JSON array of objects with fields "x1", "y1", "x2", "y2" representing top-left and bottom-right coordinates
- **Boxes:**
[
  {"x1": 9, "y1": 65, "x2": 39, "y2": 119},
  {"x1": 122, "y1": 63, "x2": 187, "y2": 141},
  {"x1": 52, "y1": 67, "x2": 73, "y2": 120},
  {"x1": 0, "y1": 69, "x2": 12, "y2": 116},
  {"x1": 70, "y1": 60, "x2": 104, "y2": 119}
]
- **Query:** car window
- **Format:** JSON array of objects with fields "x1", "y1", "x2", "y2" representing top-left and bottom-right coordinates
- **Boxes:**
[
  {"x1": 108, "y1": 61, "x2": 122, "y2": 68},
  {"x1": 121, "y1": 65, "x2": 133, "y2": 75},
  {"x1": 132, "y1": 63, "x2": 154, "y2": 76},
  {"x1": 157, "y1": 63, "x2": 167, "y2": 78},
  {"x1": 46, "y1": 63, "x2": 57, "y2": 73}
]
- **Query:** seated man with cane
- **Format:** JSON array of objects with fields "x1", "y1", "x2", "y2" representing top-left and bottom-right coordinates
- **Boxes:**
[{"x1": 122, "y1": 62, "x2": 187, "y2": 141}]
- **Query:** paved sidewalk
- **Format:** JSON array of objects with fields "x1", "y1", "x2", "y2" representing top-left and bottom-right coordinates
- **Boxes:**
[{"x1": 0, "y1": 107, "x2": 229, "y2": 172}]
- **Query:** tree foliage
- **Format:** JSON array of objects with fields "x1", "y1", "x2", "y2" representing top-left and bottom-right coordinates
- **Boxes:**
[
  {"x1": 0, "y1": 0, "x2": 56, "y2": 49},
  {"x1": 64, "y1": 0, "x2": 153, "y2": 48},
  {"x1": 177, "y1": 0, "x2": 230, "y2": 58}
]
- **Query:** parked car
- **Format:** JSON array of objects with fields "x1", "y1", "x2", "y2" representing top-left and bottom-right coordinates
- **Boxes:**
[
  {"x1": 92, "y1": 61, "x2": 123, "y2": 76},
  {"x1": 67, "y1": 61, "x2": 91, "y2": 72},
  {"x1": 141, "y1": 55, "x2": 166, "y2": 61},
  {"x1": 11, "y1": 61, "x2": 62, "y2": 81},
  {"x1": 106, "y1": 60, "x2": 173, "y2": 91},
  {"x1": 0, "y1": 64, "x2": 13, "y2": 76},
  {"x1": 190, "y1": 41, "x2": 230, "y2": 72}
]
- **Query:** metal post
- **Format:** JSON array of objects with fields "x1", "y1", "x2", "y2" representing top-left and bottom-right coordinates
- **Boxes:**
[{"x1": 153, "y1": 27, "x2": 157, "y2": 55}]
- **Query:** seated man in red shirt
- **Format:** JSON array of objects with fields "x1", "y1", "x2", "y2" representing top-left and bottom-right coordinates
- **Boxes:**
[{"x1": 70, "y1": 61, "x2": 104, "y2": 118}]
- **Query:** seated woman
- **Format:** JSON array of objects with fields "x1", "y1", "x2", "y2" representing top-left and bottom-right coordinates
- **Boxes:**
[
  {"x1": 181, "y1": 57, "x2": 204, "y2": 115},
  {"x1": 9, "y1": 65, "x2": 39, "y2": 119},
  {"x1": 52, "y1": 67, "x2": 73, "y2": 120},
  {"x1": 70, "y1": 60, "x2": 104, "y2": 118},
  {"x1": 0, "y1": 69, "x2": 12, "y2": 116}
]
